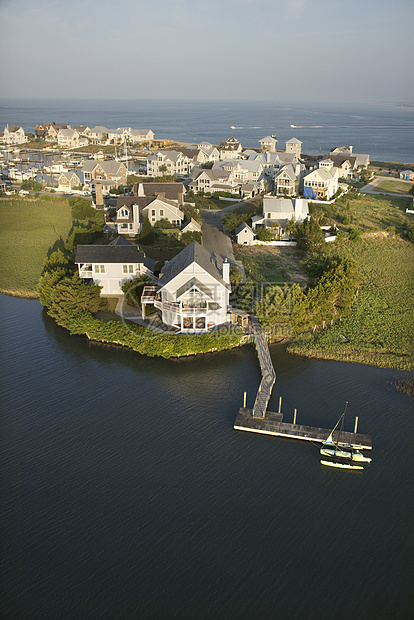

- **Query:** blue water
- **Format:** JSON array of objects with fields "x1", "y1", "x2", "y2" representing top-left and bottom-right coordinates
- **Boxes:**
[
  {"x1": 1, "y1": 294, "x2": 413, "y2": 619},
  {"x1": 1, "y1": 98, "x2": 413, "y2": 163}
]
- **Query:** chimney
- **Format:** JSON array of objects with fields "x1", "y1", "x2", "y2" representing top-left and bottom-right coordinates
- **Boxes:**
[
  {"x1": 95, "y1": 182, "x2": 104, "y2": 207},
  {"x1": 349, "y1": 146, "x2": 353, "y2": 154},
  {"x1": 222, "y1": 258, "x2": 230, "y2": 284},
  {"x1": 137, "y1": 183, "x2": 144, "y2": 197}
]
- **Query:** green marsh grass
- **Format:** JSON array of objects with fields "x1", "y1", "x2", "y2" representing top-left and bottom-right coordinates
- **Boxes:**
[
  {"x1": 0, "y1": 197, "x2": 73, "y2": 297},
  {"x1": 288, "y1": 235, "x2": 414, "y2": 370}
]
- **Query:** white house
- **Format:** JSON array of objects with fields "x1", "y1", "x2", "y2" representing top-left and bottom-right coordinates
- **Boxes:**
[
  {"x1": 303, "y1": 162, "x2": 339, "y2": 200},
  {"x1": 212, "y1": 159, "x2": 265, "y2": 185},
  {"x1": 3, "y1": 124, "x2": 27, "y2": 145},
  {"x1": 285, "y1": 138, "x2": 302, "y2": 158},
  {"x1": 75, "y1": 242, "x2": 145, "y2": 295},
  {"x1": 86, "y1": 126, "x2": 110, "y2": 143},
  {"x1": 147, "y1": 150, "x2": 195, "y2": 177},
  {"x1": 259, "y1": 136, "x2": 278, "y2": 152},
  {"x1": 235, "y1": 222, "x2": 255, "y2": 245},
  {"x1": 219, "y1": 137, "x2": 243, "y2": 160},
  {"x1": 329, "y1": 146, "x2": 370, "y2": 168},
  {"x1": 252, "y1": 197, "x2": 309, "y2": 232},
  {"x1": 116, "y1": 196, "x2": 184, "y2": 236},
  {"x1": 57, "y1": 128, "x2": 80, "y2": 148},
  {"x1": 141, "y1": 242, "x2": 231, "y2": 333},
  {"x1": 180, "y1": 218, "x2": 202, "y2": 236},
  {"x1": 274, "y1": 163, "x2": 305, "y2": 196},
  {"x1": 188, "y1": 168, "x2": 239, "y2": 194}
]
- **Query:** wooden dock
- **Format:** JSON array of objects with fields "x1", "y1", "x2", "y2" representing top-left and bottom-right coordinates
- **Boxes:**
[
  {"x1": 234, "y1": 315, "x2": 372, "y2": 450},
  {"x1": 251, "y1": 316, "x2": 276, "y2": 418},
  {"x1": 234, "y1": 408, "x2": 372, "y2": 450}
]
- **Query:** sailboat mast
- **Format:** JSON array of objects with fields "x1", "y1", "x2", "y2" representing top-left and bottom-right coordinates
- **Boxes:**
[{"x1": 335, "y1": 401, "x2": 348, "y2": 454}]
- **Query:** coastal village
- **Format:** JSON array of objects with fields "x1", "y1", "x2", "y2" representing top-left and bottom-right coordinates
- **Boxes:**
[{"x1": 1, "y1": 120, "x2": 413, "y2": 379}]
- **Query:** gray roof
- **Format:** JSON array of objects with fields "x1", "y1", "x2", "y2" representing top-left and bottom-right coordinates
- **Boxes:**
[
  {"x1": 286, "y1": 137, "x2": 302, "y2": 144},
  {"x1": 235, "y1": 222, "x2": 254, "y2": 236},
  {"x1": 109, "y1": 236, "x2": 134, "y2": 246},
  {"x1": 75, "y1": 245, "x2": 144, "y2": 264},
  {"x1": 82, "y1": 160, "x2": 127, "y2": 174},
  {"x1": 159, "y1": 242, "x2": 231, "y2": 291}
]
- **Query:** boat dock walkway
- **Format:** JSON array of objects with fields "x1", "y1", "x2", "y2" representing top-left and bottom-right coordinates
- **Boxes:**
[
  {"x1": 234, "y1": 316, "x2": 372, "y2": 450},
  {"x1": 251, "y1": 316, "x2": 276, "y2": 418}
]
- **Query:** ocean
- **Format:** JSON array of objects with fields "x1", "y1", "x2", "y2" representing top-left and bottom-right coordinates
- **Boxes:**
[{"x1": 0, "y1": 98, "x2": 413, "y2": 163}]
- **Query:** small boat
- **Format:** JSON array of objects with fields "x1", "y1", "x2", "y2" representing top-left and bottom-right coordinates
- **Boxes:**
[
  {"x1": 321, "y1": 457, "x2": 364, "y2": 471},
  {"x1": 320, "y1": 402, "x2": 371, "y2": 470}
]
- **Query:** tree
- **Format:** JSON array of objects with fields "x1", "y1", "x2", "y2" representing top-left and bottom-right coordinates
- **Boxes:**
[
  {"x1": 69, "y1": 197, "x2": 96, "y2": 220},
  {"x1": 230, "y1": 265, "x2": 243, "y2": 284},
  {"x1": 159, "y1": 164, "x2": 167, "y2": 176},
  {"x1": 296, "y1": 216, "x2": 325, "y2": 252},
  {"x1": 181, "y1": 231, "x2": 202, "y2": 246},
  {"x1": 139, "y1": 216, "x2": 155, "y2": 244},
  {"x1": 47, "y1": 274, "x2": 102, "y2": 324},
  {"x1": 43, "y1": 249, "x2": 71, "y2": 274},
  {"x1": 256, "y1": 228, "x2": 274, "y2": 242}
]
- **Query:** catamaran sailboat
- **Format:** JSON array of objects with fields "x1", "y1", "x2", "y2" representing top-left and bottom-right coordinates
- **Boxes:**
[{"x1": 320, "y1": 402, "x2": 371, "y2": 470}]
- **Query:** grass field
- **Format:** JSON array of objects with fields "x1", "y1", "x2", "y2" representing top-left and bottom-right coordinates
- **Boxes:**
[
  {"x1": 322, "y1": 193, "x2": 413, "y2": 231},
  {"x1": 0, "y1": 197, "x2": 73, "y2": 297},
  {"x1": 373, "y1": 179, "x2": 414, "y2": 195},
  {"x1": 234, "y1": 245, "x2": 308, "y2": 285},
  {"x1": 288, "y1": 234, "x2": 414, "y2": 370}
]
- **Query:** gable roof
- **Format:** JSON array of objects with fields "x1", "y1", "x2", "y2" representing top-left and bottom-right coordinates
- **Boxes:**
[
  {"x1": 159, "y1": 241, "x2": 231, "y2": 290},
  {"x1": 75, "y1": 245, "x2": 144, "y2": 264},
  {"x1": 235, "y1": 222, "x2": 254, "y2": 236}
]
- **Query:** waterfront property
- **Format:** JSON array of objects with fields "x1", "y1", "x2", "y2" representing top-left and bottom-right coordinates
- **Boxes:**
[
  {"x1": 116, "y1": 195, "x2": 184, "y2": 236},
  {"x1": 141, "y1": 241, "x2": 231, "y2": 333},
  {"x1": 75, "y1": 241, "x2": 145, "y2": 295}
]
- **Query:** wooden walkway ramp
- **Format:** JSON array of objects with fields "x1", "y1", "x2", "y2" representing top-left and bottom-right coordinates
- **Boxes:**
[
  {"x1": 234, "y1": 316, "x2": 372, "y2": 450},
  {"x1": 251, "y1": 316, "x2": 276, "y2": 418}
]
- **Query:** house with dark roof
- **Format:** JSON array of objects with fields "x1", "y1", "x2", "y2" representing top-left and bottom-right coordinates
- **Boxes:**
[
  {"x1": 132, "y1": 182, "x2": 185, "y2": 206},
  {"x1": 141, "y1": 242, "x2": 231, "y2": 333},
  {"x1": 75, "y1": 243, "x2": 145, "y2": 295}
]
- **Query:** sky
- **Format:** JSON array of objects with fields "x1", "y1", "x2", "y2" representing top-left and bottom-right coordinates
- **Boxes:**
[{"x1": 0, "y1": 0, "x2": 413, "y2": 103}]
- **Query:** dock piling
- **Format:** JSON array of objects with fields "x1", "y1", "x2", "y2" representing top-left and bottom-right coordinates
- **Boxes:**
[
  {"x1": 243, "y1": 392, "x2": 247, "y2": 408},
  {"x1": 293, "y1": 408, "x2": 297, "y2": 425}
]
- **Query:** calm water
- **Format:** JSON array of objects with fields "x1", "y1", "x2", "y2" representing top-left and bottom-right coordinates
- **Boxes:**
[
  {"x1": 0, "y1": 98, "x2": 413, "y2": 163},
  {"x1": 1, "y1": 294, "x2": 413, "y2": 619}
]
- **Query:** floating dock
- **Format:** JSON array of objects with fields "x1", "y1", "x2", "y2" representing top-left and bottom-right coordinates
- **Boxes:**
[
  {"x1": 234, "y1": 408, "x2": 372, "y2": 450},
  {"x1": 234, "y1": 316, "x2": 372, "y2": 450}
]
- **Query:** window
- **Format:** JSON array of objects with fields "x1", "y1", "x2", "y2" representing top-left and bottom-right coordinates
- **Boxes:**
[
  {"x1": 123, "y1": 265, "x2": 134, "y2": 274},
  {"x1": 160, "y1": 210, "x2": 164, "y2": 217},
  {"x1": 151, "y1": 209, "x2": 156, "y2": 216},
  {"x1": 94, "y1": 264, "x2": 105, "y2": 273}
]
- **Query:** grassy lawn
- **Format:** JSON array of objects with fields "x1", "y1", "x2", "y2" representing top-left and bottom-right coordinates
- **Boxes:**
[
  {"x1": 0, "y1": 197, "x2": 73, "y2": 297},
  {"x1": 320, "y1": 193, "x2": 413, "y2": 231},
  {"x1": 234, "y1": 245, "x2": 308, "y2": 285},
  {"x1": 288, "y1": 235, "x2": 414, "y2": 370},
  {"x1": 373, "y1": 179, "x2": 414, "y2": 195}
]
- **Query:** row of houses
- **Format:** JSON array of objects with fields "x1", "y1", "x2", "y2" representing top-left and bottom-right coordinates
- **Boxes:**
[
  {"x1": 34, "y1": 123, "x2": 154, "y2": 147},
  {"x1": 0, "y1": 123, "x2": 154, "y2": 147}
]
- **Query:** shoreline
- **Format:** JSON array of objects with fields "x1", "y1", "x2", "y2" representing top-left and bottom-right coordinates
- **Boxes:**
[{"x1": 2, "y1": 289, "x2": 411, "y2": 370}]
